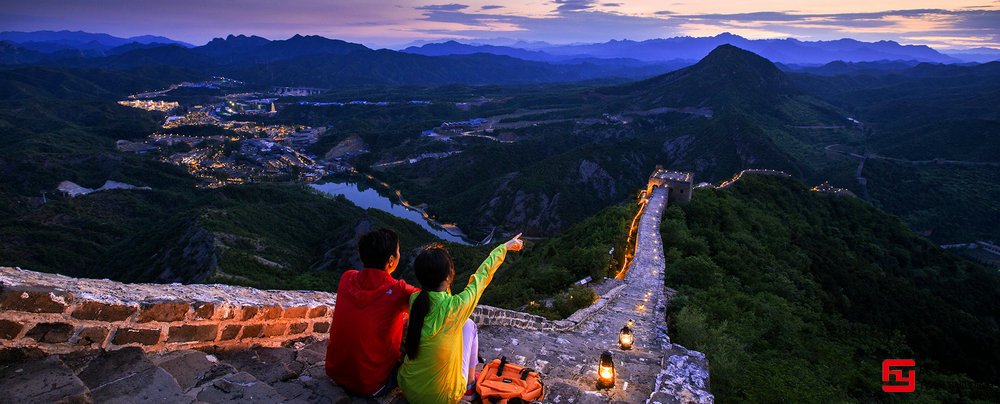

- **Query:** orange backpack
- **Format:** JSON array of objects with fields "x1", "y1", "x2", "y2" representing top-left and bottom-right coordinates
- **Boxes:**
[{"x1": 476, "y1": 356, "x2": 545, "y2": 404}]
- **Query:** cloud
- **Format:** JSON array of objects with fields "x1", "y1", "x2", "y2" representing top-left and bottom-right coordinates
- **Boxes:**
[
  {"x1": 415, "y1": 4, "x2": 469, "y2": 12},
  {"x1": 481, "y1": 5, "x2": 504, "y2": 10},
  {"x1": 553, "y1": 0, "x2": 597, "y2": 12},
  {"x1": 602, "y1": 3, "x2": 622, "y2": 7}
]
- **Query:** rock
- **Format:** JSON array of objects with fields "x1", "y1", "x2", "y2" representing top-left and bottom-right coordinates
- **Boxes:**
[
  {"x1": 0, "y1": 356, "x2": 92, "y2": 403},
  {"x1": 77, "y1": 347, "x2": 190, "y2": 403},
  {"x1": 150, "y1": 349, "x2": 235, "y2": 391},
  {"x1": 217, "y1": 347, "x2": 303, "y2": 384},
  {"x1": 196, "y1": 372, "x2": 285, "y2": 403}
]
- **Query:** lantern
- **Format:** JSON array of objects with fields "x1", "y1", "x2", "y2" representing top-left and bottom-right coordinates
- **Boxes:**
[
  {"x1": 618, "y1": 324, "x2": 634, "y2": 350},
  {"x1": 597, "y1": 351, "x2": 616, "y2": 389}
]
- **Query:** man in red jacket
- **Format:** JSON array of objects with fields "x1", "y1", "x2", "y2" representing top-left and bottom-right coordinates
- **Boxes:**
[{"x1": 326, "y1": 228, "x2": 419, "y2": 396}]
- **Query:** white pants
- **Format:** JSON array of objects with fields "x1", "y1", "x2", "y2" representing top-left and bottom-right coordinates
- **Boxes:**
[{"x1": 461, "y1": 319, "x2": 479, "y2": 386}]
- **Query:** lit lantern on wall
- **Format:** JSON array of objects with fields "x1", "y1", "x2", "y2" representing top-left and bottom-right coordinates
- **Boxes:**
[
  {"x1": 597, "y1": 351, "x2": 616, "y2": 389},
  {"x1": 618, "y1": 324, "x2": 634, "y2": 350}
]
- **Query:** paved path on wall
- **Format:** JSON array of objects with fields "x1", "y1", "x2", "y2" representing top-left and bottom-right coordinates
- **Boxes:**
[{"x1": 477, "y1": 187, "x2": 712, "y2": 403}]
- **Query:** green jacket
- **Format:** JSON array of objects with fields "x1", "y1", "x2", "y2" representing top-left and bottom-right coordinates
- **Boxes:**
[{"x1": 397, "y1": 244, "x2": 508, "y2": 404}]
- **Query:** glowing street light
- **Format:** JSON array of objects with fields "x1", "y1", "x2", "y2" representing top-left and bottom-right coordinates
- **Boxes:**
[{"x1": 597, "y1": 351, "x2": 616, "y2": 389}]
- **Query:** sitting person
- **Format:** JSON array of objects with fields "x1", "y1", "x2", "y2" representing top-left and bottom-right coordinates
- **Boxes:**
[
  {"x1": 326, "y1": 228, "x2": 419, "y2": 396},
  {"x1": 398, "y1": 234, "x2": 524, "y2": 404}
]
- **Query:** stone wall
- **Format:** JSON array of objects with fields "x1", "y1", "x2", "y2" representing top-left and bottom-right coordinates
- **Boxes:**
[
  {"x1": 1, "y1": 266, "x2": 625, "y2": 355},
  {"x1": 0, "y1": 267, "x2": 335, "y2": 354}
]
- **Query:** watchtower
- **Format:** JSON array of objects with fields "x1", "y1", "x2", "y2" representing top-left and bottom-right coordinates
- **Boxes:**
[{"x1": 647, "y1": 166, "x2": 693, "y2": 203}]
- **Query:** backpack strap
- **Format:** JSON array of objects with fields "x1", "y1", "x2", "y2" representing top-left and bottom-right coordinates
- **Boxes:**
[
  {"x1": 519, "y1": 368, "x2": 535, "y2": 380},
  {"x1": 497, "y1": 356, "x2": 508, "y2": 376}
]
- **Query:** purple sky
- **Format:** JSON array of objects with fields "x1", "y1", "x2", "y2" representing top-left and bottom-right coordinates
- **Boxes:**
[{"x1": 2, "y1": 1, "x2": 999, "y2": 49}]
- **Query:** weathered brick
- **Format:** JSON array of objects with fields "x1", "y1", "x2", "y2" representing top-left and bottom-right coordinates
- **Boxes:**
[
  {"x1": 137, "y1": 302, "x2": 189, "y2": 323},
  {"x1": 240, "y1": 324, "x2": 263, "y2": 340},
  {"x1": 263, "y1": 323, "x2": 287, "y2": 337},
  {"x1": 167, "y1": 324, "x2": 219, "y2": 343},
  {"x1": 219, "y1": 305, "x2": 236, "y2": 320},
  {"x1": 289, "y1": 323, "x2": 308, "y2": 335},
  {"x1": 312, "y1": 322, "x2": 330, "y2": 334},
  {"x1": 307, "y1": 306, "x2": 328, "y2": 318},
  {"x1": 282, "y1": 306, "x2": 309, "y2": 319},
  {"x1": 260, "y1": 306, "x2": 282, "y2": 320},
  {"x1": 25, "y1": 322, "x2": 75, "y2": 343},
  {"x1": 193, "y1": 303, "x2": 215, "y2": 320},
  {"x1": 112, "y1": 328, "x2": 161, "y2": 345},
  {"x1": 220, "y1": 325, "x2": 241, "y2": 341},
  {"x1": 0, "y1": 287, "x2": 72, "y2": 313},
  {"x1": 75, "y1": 326, "x2": 110, "y2": 345},
  {"x1": 71, "y1": 301, "x2": 137, "y2": 322},
  {"x1": 240, "y1": 307, "x2": 259, "y2": 321},
  {"x1": 0, "y1": 319, "x2": 23, "y2": 339}
]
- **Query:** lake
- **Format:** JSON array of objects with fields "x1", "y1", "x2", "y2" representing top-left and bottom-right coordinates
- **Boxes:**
[{"x1": 310, "y1": 181, "x2": 471, "y2": 244}]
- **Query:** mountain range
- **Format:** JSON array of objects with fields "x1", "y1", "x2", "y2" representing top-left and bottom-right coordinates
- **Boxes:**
[
  {"x1": 3, "y1": 31, "x2": 998, "y2": 88},
  {"x1": 403, "y1": 32, "x2": 996, "y2": 65}
]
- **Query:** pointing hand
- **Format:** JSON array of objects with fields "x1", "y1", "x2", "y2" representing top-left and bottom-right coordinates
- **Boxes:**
[{"x1": 504, "y1": 233, "x2": 524, "y2": 252}]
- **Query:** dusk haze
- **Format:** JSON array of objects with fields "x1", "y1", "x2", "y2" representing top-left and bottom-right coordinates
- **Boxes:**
[{"x1": 1, "y1": 1, "x2": 998, "y2": 403}]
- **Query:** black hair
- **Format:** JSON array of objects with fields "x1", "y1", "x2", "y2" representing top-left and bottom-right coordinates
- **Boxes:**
[
  {"x1": 405, "y1": 245, "x2": 455, "y2": 359},
  {"x1": 358, "y1": 228, "x2": 399, "y2": 270}
]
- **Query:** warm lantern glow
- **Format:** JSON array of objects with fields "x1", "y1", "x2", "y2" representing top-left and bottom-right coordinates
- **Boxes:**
[
  {"x1": 618, "y1": 325, "x2": 634, "y2": 350},
  {"x1": 597, "y1": 351, "x2": 616, "y2": 389}
]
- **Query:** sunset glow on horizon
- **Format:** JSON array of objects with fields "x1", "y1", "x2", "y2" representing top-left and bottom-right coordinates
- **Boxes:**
[{"x1": 2, "y1": 0, "x2": 998, "y2": 49}]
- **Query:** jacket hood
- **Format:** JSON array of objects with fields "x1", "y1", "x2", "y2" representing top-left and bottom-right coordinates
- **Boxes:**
[{"x1": 342, "y1": 269, "x2": 399, "y2": 308}]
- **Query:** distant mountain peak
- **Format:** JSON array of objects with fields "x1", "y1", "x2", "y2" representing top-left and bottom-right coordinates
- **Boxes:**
[{"x1": 614, "y1": 45, "x2": 795, "y2": 109}]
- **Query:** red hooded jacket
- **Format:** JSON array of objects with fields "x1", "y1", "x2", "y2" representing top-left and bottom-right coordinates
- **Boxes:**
[{"x1": 325, "y1": 268, "x2": 419, "y2": 396}]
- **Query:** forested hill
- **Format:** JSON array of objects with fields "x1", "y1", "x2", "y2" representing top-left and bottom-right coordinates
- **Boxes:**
[{"x1": 662, "y1": 175, "x2": 1000, "y2": 402}]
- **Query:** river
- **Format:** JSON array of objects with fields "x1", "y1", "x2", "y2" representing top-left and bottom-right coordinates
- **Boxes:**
[{"x1": 310, "y1": 181, "x2": 471, "y2": 244}]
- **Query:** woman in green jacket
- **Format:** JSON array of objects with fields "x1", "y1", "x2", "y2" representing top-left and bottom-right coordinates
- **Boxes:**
[{"x1": 398, "y1": 234, "x2": 524, "y2": 404}]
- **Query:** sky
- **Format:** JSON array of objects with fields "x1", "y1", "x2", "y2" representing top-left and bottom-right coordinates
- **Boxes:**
[{"x1": 2, "y1": 0, "x2": 999, "y2": 49}]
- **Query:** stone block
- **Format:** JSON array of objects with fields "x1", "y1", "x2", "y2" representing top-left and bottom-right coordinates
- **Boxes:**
[
  {"x1": 0, "y1": 286, "x2": 72, "y2": 313},
  {"x1": 0, "y1": 356, "x2": 91, "y2": 404},
  {"x1": 220, "y1": 324, "x2": 241, "y2": 341},
  {"x1": 71, "y1": 301, "x2": 137, "y2": 321},
  {"x1": 312, "y1": 322, "x2": 330, "y2": 333},
  {"x1": 193, "y1": 302, "x2": 215, "y2": 320},
  {"x1": 137, "y1": 302, "x2": 189, "y2": 323},
  {"x1": 75, "y1": 326, "x2": 110, "y2": 346},
  {"x1": 240, "y1": 324, "x2": 263, "y2": 340},
  {"x1": 263, "y1": 323, "x2": 287, "y2": 337},
  {"x1": 289, "y1": 322, "x2": 308, "y2": 335},
  {"x1": 282, "y1": 306, "x2": 309, "y2": 319},
  {"x1": 240, "y1": 307, "x2": 259, "y2": 321},
  {"x1": 167, "y1": 324, "x2": 219, "y2": 343},
  {"x1": 0, "y1": 319, "x2": 23, "y2": 339},
  {"x1": 79, "y1": 347, "x2": 189, "y2": 403},
  {"x1": 25, "y1": 322, "x2": 75, "y2": 343},
  {"x1": 261, "y1": 306, "x2": 282, "y2": 320},
  {"x1": 112, "y1": 327, "x2": 161, "y2": 345},
  {"x1": 151, "y1": 349, "x2": 235, "y2": 391},
  {"x1": 307, "y1": 306, "x2": 328, "y2": 318}
]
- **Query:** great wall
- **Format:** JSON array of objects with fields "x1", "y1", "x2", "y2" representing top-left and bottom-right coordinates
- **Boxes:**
[{"x1": 0, "y1": 168, "x2": 820, "y2": 403}]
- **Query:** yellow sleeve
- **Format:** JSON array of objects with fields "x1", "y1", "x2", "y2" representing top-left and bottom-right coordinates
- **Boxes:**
[{"x1": 449, "y1": 243, "x2": 507, "y2": 322}]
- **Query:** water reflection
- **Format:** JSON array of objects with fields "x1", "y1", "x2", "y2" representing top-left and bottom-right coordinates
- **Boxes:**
[{"x1": 310, "y1": 181, "x2": 470, "y2": 244}]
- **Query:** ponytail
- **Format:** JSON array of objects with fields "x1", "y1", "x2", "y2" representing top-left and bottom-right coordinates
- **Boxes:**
[
  {"x1": 405, "y1": 291, "x2": 430, "y2": 359},
  {"x1": 406, "y1": 245, "x2": 455, "y2": 360}
]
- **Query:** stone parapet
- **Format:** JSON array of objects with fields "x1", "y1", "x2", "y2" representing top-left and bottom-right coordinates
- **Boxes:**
[
  {"x1": 1, "y1": 266, "x2": 630, "y2": 356},
  {"x1": 0, "y1": 267, "x2": 335, "y2": 354}
]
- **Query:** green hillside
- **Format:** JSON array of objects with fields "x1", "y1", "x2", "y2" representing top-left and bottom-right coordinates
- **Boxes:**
[{"x1": 663, "y1": 175, "x2": 1000, "y2": 402}]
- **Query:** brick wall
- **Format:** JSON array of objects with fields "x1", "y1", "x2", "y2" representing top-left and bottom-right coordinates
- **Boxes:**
[
  {"x1": 0, "y1": 267, "x2": 334, "y2": 354},
  {"x1": 1, "y1": 267, "x2": 620, "y2": 355}
]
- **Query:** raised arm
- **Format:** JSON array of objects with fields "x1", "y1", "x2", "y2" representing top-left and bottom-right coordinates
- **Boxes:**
[{"x1": 451, "y1": 234, "x2": 523, "y2": 321}]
